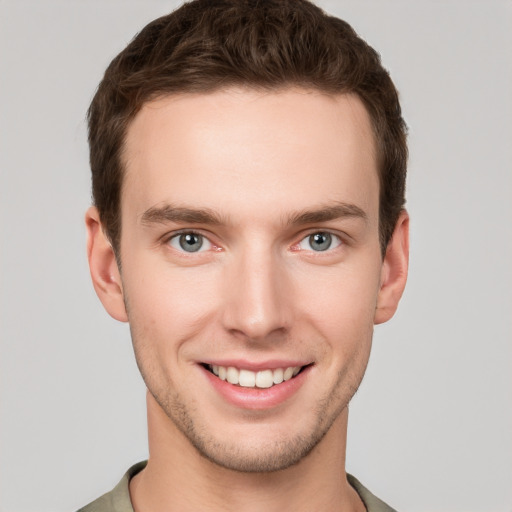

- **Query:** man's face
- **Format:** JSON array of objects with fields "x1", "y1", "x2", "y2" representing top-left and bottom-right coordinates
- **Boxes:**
[{"x1": 115, "y1": 88, "x2": 387, "y2": 471}]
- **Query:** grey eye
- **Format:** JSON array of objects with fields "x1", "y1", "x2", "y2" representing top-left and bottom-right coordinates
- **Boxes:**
[
  {"x1": 169, "y1": 232, "x2": 211, "y2": 253},
  {"x1": 309, "y1": 232, "x2": 331, "y2": 251},
  {"x1": 298, "y1": 232, "x2": 341, "y2": 252}
]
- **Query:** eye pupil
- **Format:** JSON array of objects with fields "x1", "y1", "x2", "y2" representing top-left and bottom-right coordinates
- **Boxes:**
[
  {"x1": 309, "y1": 232, "x2": 331, "y2": 251},
  {"x1": 179, "y1": 233, "x2": 203, "y2": 252}
]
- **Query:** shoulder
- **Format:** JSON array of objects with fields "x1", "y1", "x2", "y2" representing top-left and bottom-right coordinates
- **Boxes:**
[
  {"x1": 347, "y1": 474, "x2": 398, "y2": 512},
  {"x1": 77, "y1": 461, "x2": 147, "y2": 512}
]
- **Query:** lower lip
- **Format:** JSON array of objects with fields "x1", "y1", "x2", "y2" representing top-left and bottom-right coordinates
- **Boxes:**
[{"x1": 200, "y1": 365, "x2": 311, "y2": 410}]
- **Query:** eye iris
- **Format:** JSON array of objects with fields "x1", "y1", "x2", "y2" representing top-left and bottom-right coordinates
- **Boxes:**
[
  {"x1": 309, "y1": 232, "x2": 331, "y2": 251},
  {"x1": 179, "y1": 233, "x2": 203, "y2": 252}
]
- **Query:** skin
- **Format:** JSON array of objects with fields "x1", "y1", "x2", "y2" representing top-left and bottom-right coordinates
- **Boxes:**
[{"x1": 86, "y1": 88, "x2": 409, "y2": 512}]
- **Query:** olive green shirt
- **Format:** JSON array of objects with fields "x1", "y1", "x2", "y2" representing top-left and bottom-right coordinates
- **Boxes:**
[{"x1": 77, "y1": 461, "x2": 397, "y2": 512}]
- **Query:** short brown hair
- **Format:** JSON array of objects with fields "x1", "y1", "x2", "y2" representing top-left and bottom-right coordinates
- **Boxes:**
[{"x1": 88, "y1": 0, "x2": 407, "y2": 255}]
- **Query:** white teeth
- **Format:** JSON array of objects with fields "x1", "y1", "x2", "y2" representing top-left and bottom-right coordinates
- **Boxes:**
[
  {"x1": 272, "y1": 368, "x2": 284, "y2": 384},
  {"x1": 283, "y1": 367, "x2": 295, "y2": 381},
  {"x1": 239, "y1": 369, "x2": 256, "y2": 387},
  {"x1": 255, "y1": 370, "x2": 274, "y2": 388},
  {"x1": 210, "y1": 365, "x2": 302, "y2": 388},
  {"x1": 226, "y1": 366, "x2": 239, "y2": 385}
]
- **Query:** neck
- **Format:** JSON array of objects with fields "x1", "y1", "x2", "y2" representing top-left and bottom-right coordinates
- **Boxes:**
[{"x1": 130, "y1": 392, "x2": 364, "y2": 512}]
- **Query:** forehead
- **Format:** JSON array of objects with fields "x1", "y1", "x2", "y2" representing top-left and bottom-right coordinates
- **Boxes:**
[{"x1": 121, "y1": 88, "x2": 379, "y2": 224}]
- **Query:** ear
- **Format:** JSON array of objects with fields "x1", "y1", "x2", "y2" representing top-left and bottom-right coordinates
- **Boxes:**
[
  {"x1": 85, "y1": 206, "x2": 128, "y2": 322},
  {"x1": 374, "y1": 210, "x2": 409, "y2": 325}
]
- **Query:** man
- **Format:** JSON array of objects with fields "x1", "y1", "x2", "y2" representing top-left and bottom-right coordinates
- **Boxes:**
[{"x1": 80, "y1": 0, "x2": 409, "y2": 510}]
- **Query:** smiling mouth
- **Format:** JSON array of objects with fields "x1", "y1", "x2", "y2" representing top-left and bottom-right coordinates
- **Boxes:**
[{"x1": 203, "y1": 364, "x2": 310, "y2": 389}]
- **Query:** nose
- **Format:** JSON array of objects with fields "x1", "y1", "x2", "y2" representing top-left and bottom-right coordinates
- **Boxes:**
[{"x1": 220, "y1": 245, "x2": 290, "y2": 342}]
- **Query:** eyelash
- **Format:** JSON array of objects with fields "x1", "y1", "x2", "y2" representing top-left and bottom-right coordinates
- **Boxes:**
[
  {"x1": 165, "y1": 229, "x2": 344, "y2": 255},
  {"x1": 166, "y1": 230, "x2": 216, "y2": 254},
  {"x1": 295, "y1": 231, "x2": 343, "y2": 253}
]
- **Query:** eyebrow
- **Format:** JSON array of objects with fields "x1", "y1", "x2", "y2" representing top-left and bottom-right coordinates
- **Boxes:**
[
  {"x1": 140, "y1": 201, "x2": 367, "y2": 227},
  {"x1": 286, "y1": 202, "x2": 367, "y2": 225},
  {"x1": 141, "y1": 204, "x2": 225, "y2": 226}
]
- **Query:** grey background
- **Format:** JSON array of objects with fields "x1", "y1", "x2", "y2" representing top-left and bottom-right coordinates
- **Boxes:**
[{"x1": 1, "y1": 1, "x2": 510, "y2": 511}]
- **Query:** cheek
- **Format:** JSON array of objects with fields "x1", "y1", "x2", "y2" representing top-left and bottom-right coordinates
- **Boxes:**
[
  {"x1": 291, "y1": 260, "x2": 380, "y2": 369},
  {"x1": 295, "y1": 263, "x2": 381, "y2": 324},
  {"x1": 122, "y1": 267, "x2": 222, "y2": 391},
  {"x1": 122, "y1": 262, "x2": 221, "y2": 341}
]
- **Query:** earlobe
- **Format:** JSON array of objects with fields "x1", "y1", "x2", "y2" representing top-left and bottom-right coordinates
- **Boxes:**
[
  {"x1": 374, "y1": 210, "x2": 409, "y2": 325},
  {"x1": 85, "y1": 206, "x2": 128, "y2": 322}
]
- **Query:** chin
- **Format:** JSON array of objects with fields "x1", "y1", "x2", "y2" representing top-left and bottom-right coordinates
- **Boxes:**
[
  {"x1": 152, "y1": 385, "x2": 347, "y2": 474},
  {"x1": 190, "y1": 431, "x2": 324, "y2": 473}
]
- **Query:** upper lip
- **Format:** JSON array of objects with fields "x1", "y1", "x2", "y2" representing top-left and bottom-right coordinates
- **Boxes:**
[{"x1": 200, "y1": 359, "x2": 312, "y2": 371}]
